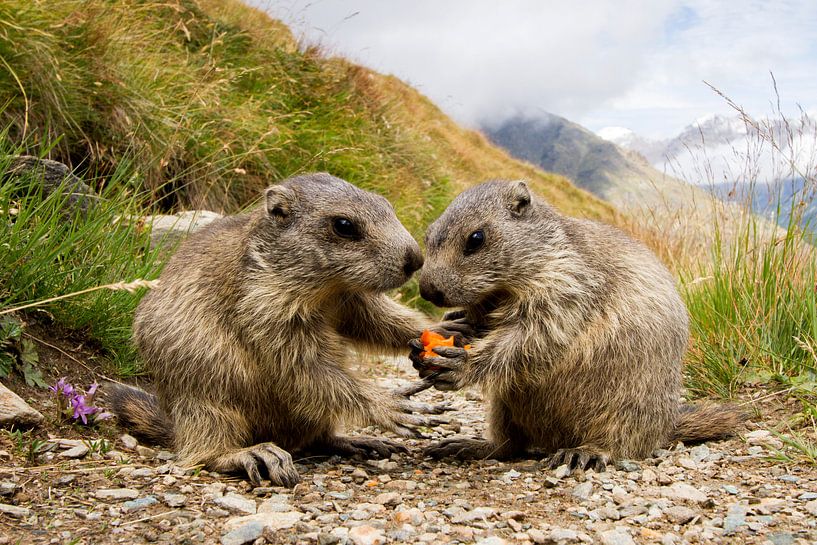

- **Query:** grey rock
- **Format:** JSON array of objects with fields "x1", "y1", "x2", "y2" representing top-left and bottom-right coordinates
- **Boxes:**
[
  {"x1": 130, "y1": 467, "x2": 155, "y2": 478},
  {"x1": 689, "y1": 444, "x2": 710, "y2": 463},
  {"x1": 553, "y1": 464, "x2": 571, "y2": 479},
  {"x1": 122, "y1": 496, "x2": 158, "y2": 513},
  {"x1": 0, "y1": 382, "x2": 43, "y2": 428},
  {"x1": 145, "y1": 210, "x2": 223, "y2": 250},
  {"x1": 572, "y1": 482, "x2": 593, "y2": 500},
  {"x1": 664, "y1": 505, "x2": 696, "y2": 524},
  {"x1": 615, "y1": 460, "x2": 640, "y2": 472},
  {"x1": 451, "y1": 506, "x2": 496, "y2": 523},
  {"x1": 0, "y1": 503, "x2": 31, "y2": 518},
  {"x1": 220, "y1": 520, "x2": 264, "y2": 545},
  {"x1": 543, "y1": 476, "x2": 560, "y2": 488},
  {"x1": 59, "y1": 444, "x2": 89, "y2": 459},
  {"x1": 96, "y1": 488, "x2": 140, "y2": 501},
  {"x1": 6, "y1": 156, "x2": 98, "y2": 216},
  {"x1": 162, "y1": 493, "x2": 187, "y2": 508},
  {"x1": 0, "y1": 482, "x2": 16, "y2": 497},
  {"x1": 723, "y1": 485, "x2": 739, "y2": 495},
  {"x1": 119, "y1": 434, "x2": 138, "y2": 450},
  {"x1": 476, "y1": 538, "x2": 508, "y2": 545},
  {"x1": 223, "y1": 511, "x2": 302, "y2": 533},
  {"x1": 156, "y1": 450, "x2": 176, "y2": 461},
  {"x1": 599, "y1": 528, "x2": 635, "y2": 545},
  {"x1": 805, "y1": 499, "x2": 817, "y2": 517},
  {"x1": 215, "y1": 493, "x2": 257, "y2": 515},
  {"x1": 373, "y1": 492, "x2": 401, "y2": 506},
  {"x1": 768, "y1": 533, "x2": 796, "y2": 545},
  {"x1": 799, "y1": 492, "x2": 817, "y2": 500},
  {"x1": 723, "y1": 503, "x2": 748, "y2": 535},
  {"x1": 544, "y1": 528, "x2": 584, "y2": 543}
]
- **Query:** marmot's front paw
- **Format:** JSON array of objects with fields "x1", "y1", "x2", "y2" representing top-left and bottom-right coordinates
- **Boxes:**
[
  {"x1": 547, "y1": 446, "x2": 610, "y2": 473},
  {"x1": 419, "y1": 346, "x2": 469, "y2": 391}
]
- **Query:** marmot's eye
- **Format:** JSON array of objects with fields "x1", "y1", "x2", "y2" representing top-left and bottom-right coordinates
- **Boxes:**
[
  {"x1": 465, "y1": 230, "x2": 485, "y2": 254},
  {"x1": 332, "y1": 217, "x2": 360, "y2": 239}
]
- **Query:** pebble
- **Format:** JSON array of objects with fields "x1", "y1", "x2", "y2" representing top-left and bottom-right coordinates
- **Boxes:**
[
  {"x1": 373, "y1": 492, "x2": 401, "y2": 506},
  {"x1": 723, "y1": 503, "x2": 748, "y2": 535},
  {"x1": 663, "y1": 505, "x2": 697, "y2": 524},
  {"x1": 122, "y1": 496, "x2": 158, "y2": 513},
  {"x1": 119, "y1": 434, "x2": 138, "y2": 450},
  {"x1": 162, "y1": 493, "x2": 187, "y2": 507},
  {"x1": 220, "y1": 520, "x2": 264, "y2": 545},
  {"x1": 572, "y1": 481, "x2": 593, "y2": 500},
  {"x1": 599, "y1": 528, "x2": 636, "y2": 545},
  {"x1": 723, "y1": 484, "x2": 739, "y2": 495},
  {"x1": 804, "y1": 500, "x2": 817, "y2": 517},
  {"x1": 215, "y1": 493, "x2": 257, "y2": 515},
  {"x1": 799, "y1": 492, "x2": 817, "y2": 500},
  {"x1": 96, "y1": 488, "x2": 140, "y2": 501},
  {"x1": 131, "y1": 467, "x2": 155, "y2": 478},
  {"x1": 223, "y1": 511, "x2": 302, "y2": 533},
  {"x1": 348, "y1": 525, "x2": 386, "y2": 545},
  {"x1": 475, "y1": 538, "x2": 508, "y2": 545},
  {"x1": 0, "y1": 482, "x2": 16, "y2": 496},
  {"x1": 59, "y1": 444, "x2": 89, "y2": 459},
  {"x1": 451, "y1": 506, "x2": 496, "y2": 523},
  {"x1": 659, "y1": 482, "x2": 708, "y2": 504},
  {"x1": 553, "y1": 465, "x2": 571, "y2": 479}
]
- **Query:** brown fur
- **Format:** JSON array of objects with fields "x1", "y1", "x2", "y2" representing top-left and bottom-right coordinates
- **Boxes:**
[
  {"x1": 109, "y1": 173, "x2": 433, "y2": 486},
  {"x1": 417, "y1": 180, "x2": 743, "y2": 469}
]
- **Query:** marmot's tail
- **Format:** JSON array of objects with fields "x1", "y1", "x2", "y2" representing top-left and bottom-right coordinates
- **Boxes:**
[
  {"x1": 105, "y1": 383, "x2": 174, "y2": 447},
  {"x1": 671, "y1": 402, "x2": 746, "y2": 444}
]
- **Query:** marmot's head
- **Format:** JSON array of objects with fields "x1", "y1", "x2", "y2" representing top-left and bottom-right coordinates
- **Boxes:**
[
  {"x1": 251, "y1": 173, "x2": 423, "y2": 293},
  {"x1": 419, "y1": 180, "x2": 566, "y2": 308}
]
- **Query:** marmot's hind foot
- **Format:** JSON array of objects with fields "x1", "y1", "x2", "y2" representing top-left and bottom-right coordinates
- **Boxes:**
[
  {"x1": 215, "y1": 443, "x2": 300, "y2": 487},
  {"x1": 424, "y1": 437, "x2": 507, "y2": 460},
  {"x1": 547, "y1": 446, "x2": 610, "y2": 473}
]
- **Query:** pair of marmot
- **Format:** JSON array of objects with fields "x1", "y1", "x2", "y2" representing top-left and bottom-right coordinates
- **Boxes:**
[{"x1": 111, "y1": 174, "x2": 741, "y2": 485}]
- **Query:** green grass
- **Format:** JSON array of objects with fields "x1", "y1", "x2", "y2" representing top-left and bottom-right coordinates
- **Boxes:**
[{"x1": 0, "y1": 141, "x2": 161, "y2": 374}]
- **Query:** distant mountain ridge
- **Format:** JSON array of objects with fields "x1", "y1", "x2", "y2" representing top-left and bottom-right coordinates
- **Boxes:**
[{"x1": 482, "y1": 113, "x2": 705, "y2": 212}]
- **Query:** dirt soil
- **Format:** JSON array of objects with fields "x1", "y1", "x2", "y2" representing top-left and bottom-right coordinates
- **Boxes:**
[{"x1": 1, "y1": 331, "x2": 816, "y2": 545}]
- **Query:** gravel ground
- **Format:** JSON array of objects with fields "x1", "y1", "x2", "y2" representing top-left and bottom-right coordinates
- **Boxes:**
[{"x1": 1, "y1": 357, "x2": 816, "y2": 545}]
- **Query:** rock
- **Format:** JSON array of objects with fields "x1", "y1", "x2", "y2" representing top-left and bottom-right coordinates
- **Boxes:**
[
  {"x1": 214, "y1": 493, "x2": 257, "y2": 515},
  {"x1": 599, "y1": 528, "x2": 635, "y2": 545},
  {"x1": 374, "y1": 492, "x2": 402, "y2": 506},
  {"x1": 553, "y1": 465, "x2": 571, "y2": 479},
  {"x1": 145, "y1": 210, "x2": 223, "y2": 250},
  {"x1": 659, "y1": 482, "x2": 708, "y2": 504},
  {"x1": 0, "y1": 482, "x2": 16, "y2": 497},
  {"x1": 476, "y1": 538, "x2": 508, "y2": 545},
  {"x1": 451, "y1": 506, "x2": 496, "y2": 523},
  {"x1": 615, "y1": 460, "x2": 640, "y2": 472},
  {"x1": 220, "y1": 520, "x2": 264, "y2": 545},
  {"x1": 348, "y1": 525, "x2": 386, "y2": 545},
  {"x1": 723, "y1": 504, "x2": 748, "y2": 535},
  {"x1": 223, "y1": 511, "x2": 302, "y2": 533},
  {"x1": 0, "y1": 503, "x2": 31, "y2": 518},
  {"x1": 664, "y1": 505, "x2": 696, "y2": 524},
  {"x1": 745, "y1": 429, "x2": 784, "y2": 449},
  {"x1": 0, "y1": 382, "x2": 43, "y2": 428},
  {"x1": 130, "y1": 468, "x2": 155, "y2": 478},
  {"x1": 799, "y1": 492, "x2": 817, "y2": 500},
  {"x1": 804, "y1": 500, "x2": 817, "y2": 517},
  {"x1": 59, "y1": 444, "x2": 89, "y2": 459},
  {"x1": 119, "y1": 434, "x2": 138, "y2": 450},
  {"x1": 6, "y1": 156, "x2": 97, "y2": 215},
  {"x1": 723, "y1": 485, "x2": 739, "y2": 495},
  {"x1": 123, "y1": 496, "x2": 158, "y2": 513},
  {"x1": 572, "y1": 482, "x2": 593, "y2": 500},
  {"x1": 543, "y1": 476, "x2": 560, "y2": 488},
  {"x1": 96, "y1": 488, "x2": 140, "y2": 501},
  {"x1": 162, "y1": 493, "x2": 187, "y2": 508},
  {"x1": 689, "y1": 444, "x2": 710, "y2": 463},
  {"x1": 257, "y1": 495, "x2": 292, "y2": 513},
  {"x1": 641, "y1": 468, "x2": 657, "y2": 483}
]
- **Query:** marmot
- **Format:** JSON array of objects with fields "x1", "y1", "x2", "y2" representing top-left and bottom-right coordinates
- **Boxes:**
[
  {"x1": 110, "y1": 173, "x2": 447, "y2": 486},
  {"x1": 412, "y1": 180, "x2": 743, "y2": 471}
]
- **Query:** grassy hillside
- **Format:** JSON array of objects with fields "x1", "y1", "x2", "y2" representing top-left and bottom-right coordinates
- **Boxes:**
[{"x1": 0, "y1": 0, "x2": 614, "y2": 234}]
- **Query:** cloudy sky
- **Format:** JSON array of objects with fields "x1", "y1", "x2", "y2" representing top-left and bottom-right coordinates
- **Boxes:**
[{"x1": 248, "y1": 1, "x2": 817, "y2": 139}]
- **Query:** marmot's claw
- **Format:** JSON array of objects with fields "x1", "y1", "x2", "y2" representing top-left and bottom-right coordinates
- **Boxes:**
[
  {"x1": 326, "y1": 435, "x2": 408, "y2": 459},
  {"x1": 393, "y1": 378, "x2": 434, "y2": 398},
  {"x1": 238, "y1": 443, "x2": 300, "y2": 487},
  {"x1": 424, "y1": 437, "x2": 490, "y2": 460},
  {"x1": 547, "y1": 447, "x2": 610, "y2": 474},
  {"x1": 442, "y1": 309, "x2": 467, "y2": 321}
]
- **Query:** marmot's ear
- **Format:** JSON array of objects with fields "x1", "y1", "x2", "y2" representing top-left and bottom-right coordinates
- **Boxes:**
[
  {"x1": 508, "y1": 180, "x2": 531, "y2": 217},
  {"x1": 265, "y1": 185, "x2": 296, "y2": 220}
]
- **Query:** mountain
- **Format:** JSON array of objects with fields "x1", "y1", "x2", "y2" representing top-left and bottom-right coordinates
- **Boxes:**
[{"x1": 483, "y1": 113, "x2": 706, "y2": 212}]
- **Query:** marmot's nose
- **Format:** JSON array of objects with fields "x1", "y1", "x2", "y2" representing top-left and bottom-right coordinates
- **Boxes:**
[
  {"x1": 419, "y1": 281, "x2": 446, "y2": 307},
  {"x1": 403, "y1": 249, "x2": 424, "y2": 277}
]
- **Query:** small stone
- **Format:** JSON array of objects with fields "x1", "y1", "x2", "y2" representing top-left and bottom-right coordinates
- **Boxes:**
[
  {"x1": 527, "y1": 528, "x2": 546, "y2": 544},
  {"x1": 451, "y1": 506, "x2": 496, "y2": 523},
  {"x1": 659, "y1": 482, "x2": 708, "y2": 504},
  {"x1": 615, "y1": 460, "x2": 640, "y2": 472},
  {"x1": 599, "y1": 528, "x2": 635, "y2": 545},
  {"x1": 476, "y1": 538, "x2": 508, "y2": 545},
  {"x1": 135, "y1": 446, "x2": 156, "y2": 458},
  {"x1": 777, "y1": 474, "x2": 799, "y2": 483},
  {"x1": 572, "y1": 481, "x2": 593, "y2": 500},
  {"x1": 677, "y1": 457, "x2": 697, "y2": 470},
  {"x1": 123, "y1": 496, "x2": 158, "y2": 513},
  {"x1": 553, "y1": 464, "x2": 570, "y2": 479},
  {"x1": 120, "y1": 434, "x2": 138, "y2": 450},
  {"x1": 804, "y1": 500, "x2": 817, "y2": 517},
  {"x1": 723, "y1": 485, "x2": 739, "y2": 495},
  {"x1": 223, "y1": 511, "x2": 302, "y2": 533},
  {"x1": 799, "y1": 492, "x2": 817, "y2": 500},
  {"x1": 59, "y1": 444, "x2": 89, "y2": 459},
  {"x1": 374, "y1": 492, "x2": 401, "y2": 506},
  {"x1": 215, "y1": 493, "x2": 257, "y2": 515},
  {"x1": 768, "y1": 533, "x2": 796, "y2": 545},
  {"x1": 641, "y1": 468, "x2": 657, "y2": 483},
  {"x1": 723, "y1": 503, "x2": 748, "y2": 535},
  {"x1": 131, "y1": 468, "x2": 155, "y2": 478},
  {"x1": 689, "y1": 444, "x2": 710, "y2": 463},
  {"x1": 96, "y1": 488, "x2": 140, "y2": 501},
  {"x1": 0, "y1": 503, "x2": 31, "y2": 518},
  {"x1": 664, "y1": 505, "x2": 696, "y2": 524},
  {"x1": 543, "y1": 476, "x2": 560, "y2": 488},
  {"x1": 348, "y1": 525, "x2": 385, "y2": 545},
  {"x1": 0, "y1": 482, "x2": 17, "y2": 496},
  {"x1": 156, "y1": 450, "x2": 175, "y2": 461},
  {"x1": 221, "y1": 521, "x2": 264, "y2": 545},
  {"x1": 0, "y1": 382, "x2": 44, "y2": 427},
  {"x1": 163, "y1": 493, "x2": 187, "y2": 508}
]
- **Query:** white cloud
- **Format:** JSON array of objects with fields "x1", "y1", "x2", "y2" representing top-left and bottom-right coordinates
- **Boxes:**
[{"x1": 246, "y1": 0, "x2": 817, "y2": 138}]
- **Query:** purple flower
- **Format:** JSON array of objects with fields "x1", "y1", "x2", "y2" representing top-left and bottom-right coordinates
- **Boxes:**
[
  {"x1": 70, "y1": 394, "x2": 99, "y2": 425},
  {"x1": 49, "y1": 377, "x2": 74, "y2": 397},
  {"x1": 87, "y1": 382, "x2": 99, "y2": 396}
]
